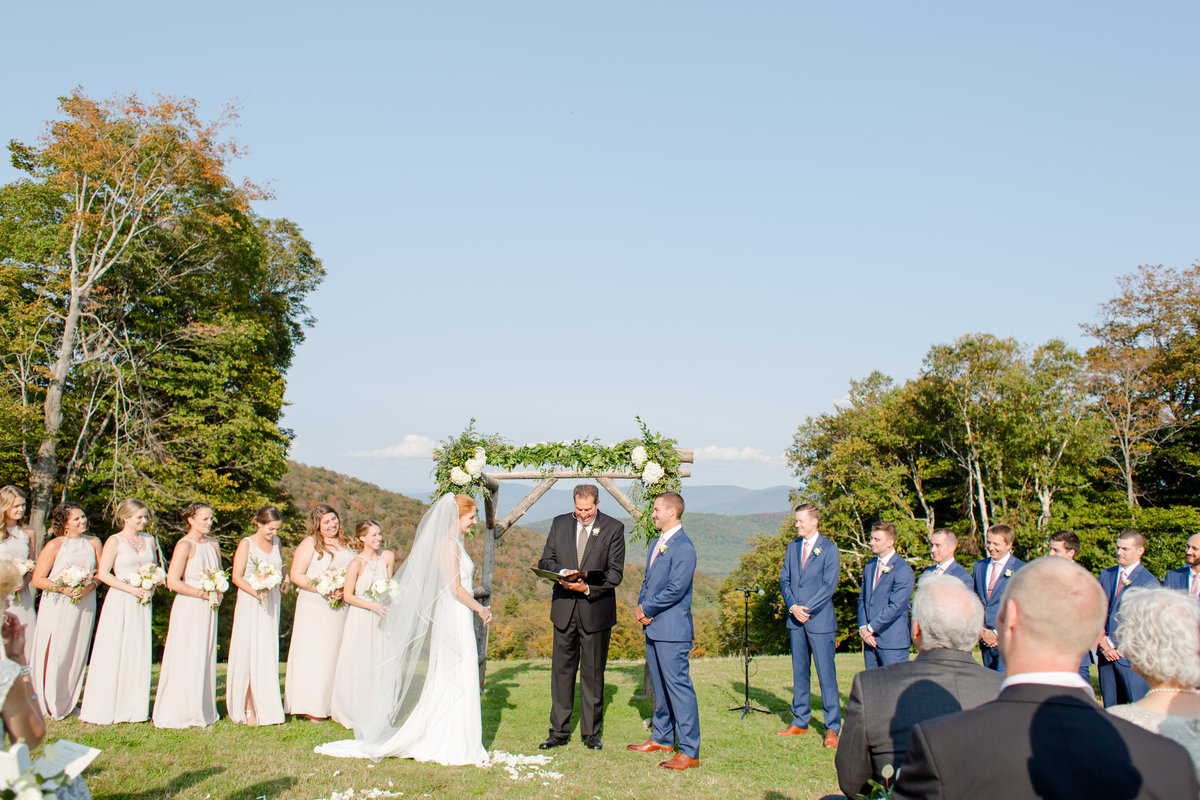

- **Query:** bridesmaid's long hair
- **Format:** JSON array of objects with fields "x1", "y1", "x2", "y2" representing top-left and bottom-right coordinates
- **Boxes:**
[
  {"x1": 308, "y1": 504, "x2": 352, "y2": 557},
  {"x1": 0, "y1": 560, "x2": 19, "y2": 597},
  {"x1": 0, "y1": 486, "x2": 32, "y2": 542}
]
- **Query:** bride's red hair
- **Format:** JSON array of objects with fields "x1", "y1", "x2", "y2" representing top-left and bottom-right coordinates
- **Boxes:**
[{"x1": 454, "y1": 495, "x2": 476, "y2": 519}]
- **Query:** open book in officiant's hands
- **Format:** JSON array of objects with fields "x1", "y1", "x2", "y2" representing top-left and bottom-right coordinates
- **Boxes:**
[{"x1": 530, "y1": 567, "x2": 602, "y2": 584}]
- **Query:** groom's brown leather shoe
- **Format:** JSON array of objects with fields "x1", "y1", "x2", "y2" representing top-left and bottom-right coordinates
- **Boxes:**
[
  {"x1": 823, "y1": 730, "x2": 840, "y2": 748},
  {"x1": 627, "y1": 739, "x2": 673, "y2": 752},
  {"x1": 776, "y1": 725, "x2": 808, "y2": 735},
  {"x1": 659, "y1": 753, "x2": 700, "y2": 770}
]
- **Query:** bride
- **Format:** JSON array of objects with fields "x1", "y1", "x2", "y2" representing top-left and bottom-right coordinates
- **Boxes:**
[{"x1": 315, "y1": 494, "x2": 492, "y2": 766}]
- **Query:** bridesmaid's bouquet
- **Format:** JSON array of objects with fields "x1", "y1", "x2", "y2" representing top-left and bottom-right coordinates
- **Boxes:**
[
  {"x1": 314, "y1": 568, "x2": 346, "y2": 609},
  {"x1": 200, "y1": 568, "x2": 230, "y2": 608},
  {"x1": 247, "y1": 558, "x2": 283, "y2": 606},
  {"x1": 54, "y1": 565, "x2": 90, "y2": 605},
  {"x1": 122, "y1": 563, "x2": 167, "y2": 605},
  {"x1": 8, "y1": 559, "x2": 34, "y2": 600},
  {"x1": 364, "y1": 577, "x2": 399, "y2": 605}
]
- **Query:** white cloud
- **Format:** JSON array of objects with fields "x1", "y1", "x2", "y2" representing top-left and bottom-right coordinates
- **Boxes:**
[
  {"x1": 348, "y1": 434, "x2": 436, "y2": 459},
  {"x1": 696, "y1": 445, "x2": 783, "y2": 464}
]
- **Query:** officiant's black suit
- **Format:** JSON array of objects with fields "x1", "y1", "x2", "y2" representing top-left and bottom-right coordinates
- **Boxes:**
[{"x1": 538, "y1": 510, "x2": 625, "y2": 740}]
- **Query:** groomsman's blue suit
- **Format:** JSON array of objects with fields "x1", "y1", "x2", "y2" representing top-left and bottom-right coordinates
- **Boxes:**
[
  {"x1": 1164, "y1": 566, "x2": 1194, "y2": 593},
  {"x1": 1097, "y1": 562, "x2": 1159, "y2": 707},
  {"x1": 921, "y1": 560, "x2": 973, "y2": 590},
  {"x1": 780, "y1": 534, "x2": 841, "y2": 733},
  {"x1": 858, "y1": 555, "x2": 915, "y2": 669},
  {"x1": 639, "y1": 529, "x2": 700, "y2": 759},
  {"x1": 971, "y1": 556, "x2": 1025, "y2": 673}
]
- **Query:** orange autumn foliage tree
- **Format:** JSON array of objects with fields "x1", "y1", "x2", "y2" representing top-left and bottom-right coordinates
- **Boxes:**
[{"x1": 5, "y1": 88, "x2": 271, "y2": 540}]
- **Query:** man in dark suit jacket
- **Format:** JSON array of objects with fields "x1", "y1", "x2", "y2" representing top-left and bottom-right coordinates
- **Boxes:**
[
  {"x1": 922, "y1": 528, "x2": 972, "y2": 588},
  {"x1": 537, "y1": 484, "x2": 625, "y2": 750},
  {"x1": 778, "y1": 502, "x2": 841, "y2": 747},
  {"x1": 1097, "y1": 529, "x2": 1159, "y2": 708},
  {"x1": 1163, "y1": 532, "x2": 1200, "y2": 595},
  {"x1": 971, "y1": 523, "x2": 1024, "y2": 672},
  {"x1": 627, "y1": 492, "x2": 700, "y2": 771},
  {"x1": 836, "y1": 574, "x2": 1001, "y2": 800},
  {"x1": 857, "y1": 521, "x2": 915, "y2": 669},
  {"x1": 893, "y1": 556, "x2": 1198, "y2": 800}
]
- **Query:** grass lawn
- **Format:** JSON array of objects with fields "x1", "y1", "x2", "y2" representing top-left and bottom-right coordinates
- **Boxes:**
[{"x1": 44, "y1": 653, "x2": 867, "y2": 800}]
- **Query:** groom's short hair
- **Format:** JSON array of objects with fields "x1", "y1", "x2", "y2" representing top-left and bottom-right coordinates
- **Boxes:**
[
  {"x1": 573, "y1": 484, "x2": 599, "y2": 503},
  {"x1": 657, "y1": 492, "x2": 684, "y2": 517}
]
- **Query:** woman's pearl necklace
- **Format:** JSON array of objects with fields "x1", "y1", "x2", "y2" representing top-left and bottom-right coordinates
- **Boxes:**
[{"x1": 1145, "y1": 687, "x2": 1200, "y2": 695}]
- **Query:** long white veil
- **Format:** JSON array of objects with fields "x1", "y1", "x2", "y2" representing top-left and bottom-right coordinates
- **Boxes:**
[{"x1": 351, "y1": 493, "x2": 464, "y2": 749}]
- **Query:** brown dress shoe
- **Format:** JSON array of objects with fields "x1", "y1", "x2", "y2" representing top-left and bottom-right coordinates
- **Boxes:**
[
  {"x1": 627, "y1": 739, "x2": 674, "y2": 752},
  {"x1": 776, "y1": 725, "x2": 808, "y2": 735},
  {"x1": 823, "y1": 730, "x2": 839, "y2": 748},
  {"x1": 659, "y1": 753, "x2": 700, "y2": 770}
]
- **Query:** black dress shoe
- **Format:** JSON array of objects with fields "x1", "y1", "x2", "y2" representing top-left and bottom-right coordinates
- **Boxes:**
[
  {"x1": 584, "y1": 735, "x2": 602, "y2": 750},
  {"x1": 538, "y1": 735, "x2": 569, "y2": 750}
]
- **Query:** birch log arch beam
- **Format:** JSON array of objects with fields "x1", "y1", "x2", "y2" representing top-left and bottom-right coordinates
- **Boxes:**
[{"x1": 446, "y1": 448, "x2": 695, "y2": 688}]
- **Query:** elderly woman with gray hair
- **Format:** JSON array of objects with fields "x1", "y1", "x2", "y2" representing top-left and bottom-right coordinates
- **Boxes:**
[{"x1": 1108, "y1": 586, "x2": 1200, "y2": 783}]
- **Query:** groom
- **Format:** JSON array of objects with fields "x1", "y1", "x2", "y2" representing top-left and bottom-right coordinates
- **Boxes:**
[
  {"x1": 627, "y1": 492, "x2": 700, "y2": 771},
  {"x1": 538, "y1": 484, "x2": 626, "y2": 750}
]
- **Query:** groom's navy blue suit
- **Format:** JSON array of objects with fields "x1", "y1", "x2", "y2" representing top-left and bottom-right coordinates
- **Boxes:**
[
  {"x1": 780, "y1": 534, "x2": 841, "y2": 732},
  {"x1": 639, "y1": 528, "x2": 700, "y2": 759},
  {"x1": 971, "y1": 556, "x2": 1024, "y2": 673}
]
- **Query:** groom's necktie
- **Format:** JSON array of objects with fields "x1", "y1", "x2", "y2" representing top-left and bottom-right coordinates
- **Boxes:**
[
  {"x1": 576, "y1": 524, "x2": 589, "y2": 570},
  {"x1": 987, "y1": 561, "x2": 1002, "y2": 598}
]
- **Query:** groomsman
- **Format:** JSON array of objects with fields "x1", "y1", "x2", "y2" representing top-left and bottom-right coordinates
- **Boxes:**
[
  {"x1": 1097, "y1": 529, "x2": 1159, "y2": 707},
  {"x1": 857, "y1": 522, "x2": 915, "y2": 669},
  {"x1": 922, "y1": 528, "x2": 972, "y2": 588},
  {"x1": 1164, "y1": 533, "x2": 1200, "y2": 596},
  {"x1": 1046, "y1": 530, "x2": 1091, "y2": 683},
  {"x1": 627, "y1": 493, "x2": 700, "y2": 771},
  {"x1": 971, "y1": 524, "x2": 1024, "y2": 673},
  {"x1": 778, "y1": 503, "x2": 841, "y2": 748}
]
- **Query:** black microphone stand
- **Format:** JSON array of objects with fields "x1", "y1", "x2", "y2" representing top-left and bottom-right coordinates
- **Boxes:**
[{"x1": 730, "y1": 585, "x2": 770, "y2": 718}]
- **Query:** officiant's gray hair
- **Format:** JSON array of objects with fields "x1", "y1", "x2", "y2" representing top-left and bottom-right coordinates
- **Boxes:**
[
  {"x1": 913, "y1": 574, "x2": 984, "y2": 652},
  {"x1": 573, "y1": 484, "x2": 599, "y2": 503}
]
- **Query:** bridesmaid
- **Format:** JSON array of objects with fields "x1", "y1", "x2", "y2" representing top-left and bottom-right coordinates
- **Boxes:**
[
  {"x1": 151, "y1": 502, "x2": 222, "y2": 728},
  {"x1": 0, "y1": 487, "x2": 37, "y2": 665},
  {"x1": 284, "y1": 504, "x2": 354, "y2": 721},
  {"x1": 30, "y1": 502, "x2": 101, "y2": 719},
  {"x1": 330, "y1": 520, "x2": 395, "y2": 728},
  {"x1": 226, "y1": 505, "x2": 291, "y2": 726},
  {"x1": 79, "y1": 498, "x2": 157, "y2": 724}
]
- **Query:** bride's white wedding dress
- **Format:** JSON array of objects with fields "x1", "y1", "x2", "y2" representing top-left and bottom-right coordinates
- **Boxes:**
[{"x1": 315, "y1": 494, "x2": 487, "y2": 766}]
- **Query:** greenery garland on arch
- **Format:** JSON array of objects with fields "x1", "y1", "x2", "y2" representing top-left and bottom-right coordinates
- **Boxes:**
[{"x1": 432, "y1": 418, "x2": 682, "y2": 543}]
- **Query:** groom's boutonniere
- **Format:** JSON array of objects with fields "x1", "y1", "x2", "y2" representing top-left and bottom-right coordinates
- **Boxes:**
[
  {"x1": 813, "y1": 546, "x2": 823, "y2": 556},
  {"x1": 1122, "y1": 575, "x2": 1132, "y2": 587},
  {"x1": 880, "y1": 563, "x2": 893, "y2": 574},
  {"x1": 1004, "y1": 568, "x2": 1014, "y2": 578},
  {"x1": 657, "y1": 541, "x2": 670, "y2": 555}
]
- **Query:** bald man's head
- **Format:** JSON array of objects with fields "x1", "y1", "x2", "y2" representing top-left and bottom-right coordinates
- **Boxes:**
[{"x1": 997, "y1": 556, "x2": 1106, "y2": 664}]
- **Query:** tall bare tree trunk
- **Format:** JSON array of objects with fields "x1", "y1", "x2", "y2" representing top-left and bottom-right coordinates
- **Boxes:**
[{"x1": 28, "y1": 290, "x2": 83, "y2": 549}]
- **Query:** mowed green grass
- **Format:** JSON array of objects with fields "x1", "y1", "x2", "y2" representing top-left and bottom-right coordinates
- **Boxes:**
[{"x1": 46, "y1": 654, "x2": 869, "y2": 800}]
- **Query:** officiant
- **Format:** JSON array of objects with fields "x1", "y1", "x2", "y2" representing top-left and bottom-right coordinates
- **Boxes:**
[{"x1": 537, "y1": 484, "x2": 625, "y2": 751}]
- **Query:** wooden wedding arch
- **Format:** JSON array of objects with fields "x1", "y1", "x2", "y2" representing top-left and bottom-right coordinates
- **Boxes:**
[{"x1": 450, "y1": 448, "x2": 695, "y2": 686}]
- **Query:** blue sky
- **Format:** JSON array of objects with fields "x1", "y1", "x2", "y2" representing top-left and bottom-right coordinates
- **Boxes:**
[{"x1": 3, "y1": 2, "x2": 1197, "y2": 496}]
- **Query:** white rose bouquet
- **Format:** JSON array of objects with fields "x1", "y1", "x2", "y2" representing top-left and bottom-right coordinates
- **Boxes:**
[
  {"x1": 123, "y1": 563, "x2": 167, "y2": 605},
  {"x1": 314, "y1": 567, "x2": 347, "y2": 609},
  {"x1": 364, "y1": 577, "x2": 398, "y2": 605},
  {"x1": 247, "y1": 558, "x2": 283, "y2": 606},
  {"x1": 9, "y1": 559, "x2": 35, "y2": 601},
  {"x1": 200, "y1": 568, "x2": 230, "y2": 608},
  {"x1": 54, "y1": 565, "x2": 90, "y2": 605}
]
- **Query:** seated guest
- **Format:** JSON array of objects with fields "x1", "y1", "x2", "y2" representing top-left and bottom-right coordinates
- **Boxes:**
[
  {"x1": 836, "y1": 574, "x2": 1001, "y2": 799},
  {"x1": 1098, "y1": 529, "x2": 1160, "y2": 707},
  {"x1": 892, "y1": 557, "x2": 1198, "y2": 800},
  {"x1": 1046, "y1": 530, "x2": 1092, "y2": 684},
  {"x1": 1164, "y1": 533, "x2": 1200, "y2": 597},
  {"x1": 1108, "y1": 587, "x2": 1200, "y2": 784},
  {"x1": 923, "y1": 528, "x2": 972, "y2": 588}
]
